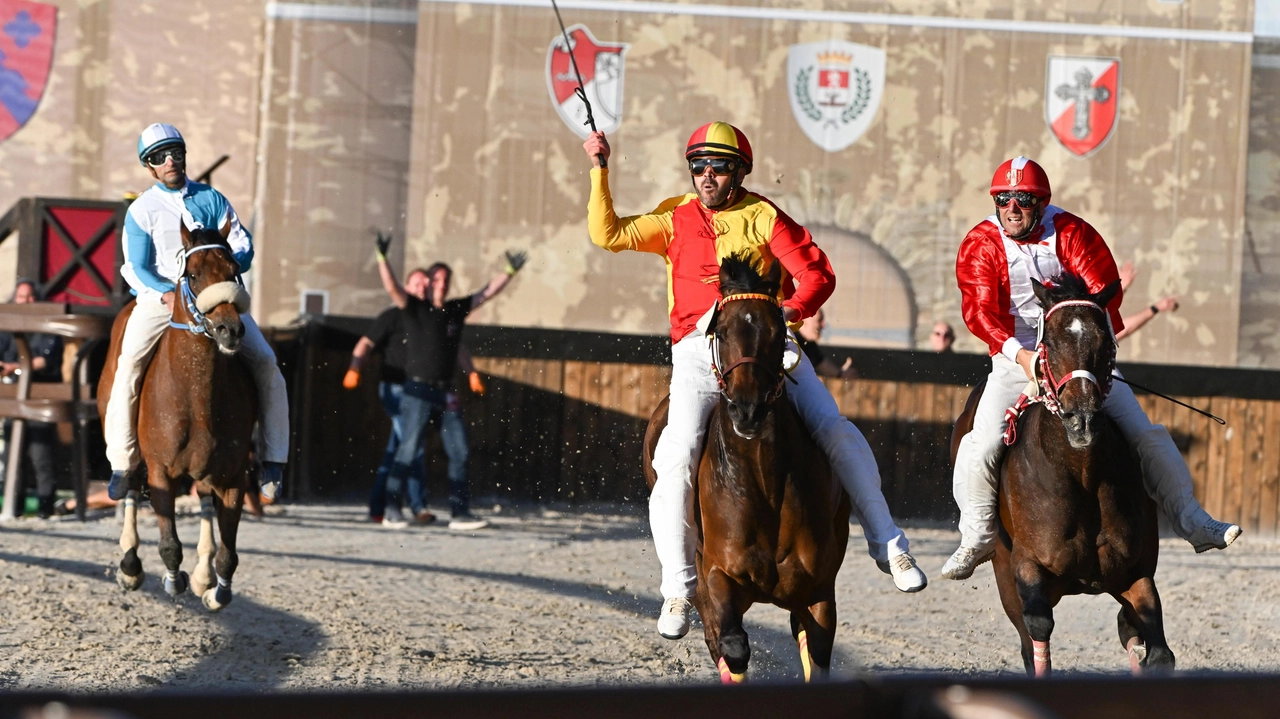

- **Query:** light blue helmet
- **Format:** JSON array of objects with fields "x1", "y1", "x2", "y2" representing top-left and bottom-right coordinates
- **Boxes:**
[{"x1": 137, "y1": 123, "x2": 185, "y2": 165}]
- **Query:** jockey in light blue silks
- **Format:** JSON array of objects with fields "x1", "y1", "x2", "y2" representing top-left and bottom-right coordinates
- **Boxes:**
[{"x1": 104, "y1": 123, "x2": 290, "y2": 501}]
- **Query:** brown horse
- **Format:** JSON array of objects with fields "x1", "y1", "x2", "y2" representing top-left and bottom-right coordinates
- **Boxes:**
[
  {"x1": 643, "y1": 256, "x2": 850, "y2": 684},
  {"x1": 951, "y1": 273, "x2": 1172, "y2": 677},
  {"x1": 98, "y1": 222, "x2": 257, "y2": 612}
]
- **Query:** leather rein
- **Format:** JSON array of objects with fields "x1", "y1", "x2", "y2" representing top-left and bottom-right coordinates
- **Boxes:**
[
  {"x1": 1003, "y1": 299, "x2": 1116, "y2": 446},
  {"x1": 708, "y1": 292, "x2": 792, "y2": 404}
]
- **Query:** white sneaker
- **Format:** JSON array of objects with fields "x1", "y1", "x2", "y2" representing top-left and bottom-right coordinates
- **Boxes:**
[
  {"x1": 657, "y1": 597, "x2": 694, "y2": 640},
  {"x1": 877, "y1": 553, "x2": 927, "y2": 593},
  {"x1": 940, "y1": 545, "x2": 994, "y2": 580},
  {"x1": 381, "y1": 507, "x2": 409, "y2": 529},
  {"x1": 1189, "y1": 519, "x2": 1241, "y2": 553},
  {"x1": 448, "y1": 513, "x2": 490, "y2": 531}
]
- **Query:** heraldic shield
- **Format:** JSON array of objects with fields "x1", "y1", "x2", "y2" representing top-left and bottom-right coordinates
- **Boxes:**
[
  {"x1": 0, "y1": 0, "x2": 55, "y2": 143},
  {"x1": 787, "y1": 40, "x2": 885, "y2": 153},
  {"x1": 1046, "y1": 56, "x2": 1120, "y2": 157},
  {"x1": 546, "y1": 24, "x2": 629, "y2": 139}
]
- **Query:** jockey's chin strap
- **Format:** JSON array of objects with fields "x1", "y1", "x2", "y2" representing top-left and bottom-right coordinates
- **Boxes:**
[
  {"x1": 168, "y1": 244, "x2": 249, "y2": 336},
  {"x1": 708, "y1": 292, "x2": 794, "y2": 405},
  {"x1": 1003, "y1": 299, "x2": 1115, "y2": 446}
]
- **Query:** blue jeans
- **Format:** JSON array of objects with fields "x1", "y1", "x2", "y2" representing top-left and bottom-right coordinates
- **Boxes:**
[
  {"x1": 386, "y1": 380, "x2": 471, "y2": 516},
  {"x1": 369, "y1": 382, "x2": 427, "y2": 517}
]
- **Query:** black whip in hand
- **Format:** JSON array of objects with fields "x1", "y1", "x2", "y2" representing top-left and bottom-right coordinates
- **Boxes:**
[{"x1": 550, "y1": 0, "x2": 606, "y2": 168}]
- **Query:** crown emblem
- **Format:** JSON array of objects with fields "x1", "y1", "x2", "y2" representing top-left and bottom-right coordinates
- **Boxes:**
[{"x1": 816, "y1": 51, "x2": 853, "y2": 65}]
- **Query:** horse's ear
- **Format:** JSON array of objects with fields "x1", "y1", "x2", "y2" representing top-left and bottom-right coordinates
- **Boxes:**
[
  {"x1": 219, "y1": 219, "x2": 232, "y2": 241},
  {"x1": 1031, "y1": 277, "x2": 1050, "y2": 307},
  {"x1": 718, "y1": 261, "x2": 733, "y2": 294},
  {"x1": 1094, "y1": 279, "x2": 1122, "y2": 309},
  {"x1": 763, "y1": 259, "x2": 782, "y2": 290},
  {"x1": 180, "y1": 221, "x2": 193, "y2": 248}
]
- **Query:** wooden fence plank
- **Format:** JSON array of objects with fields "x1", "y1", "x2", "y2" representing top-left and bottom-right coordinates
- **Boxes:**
[
  {"x1": 1260, "y1": 401, "x2": 1280, "y2": 536},
  {"x1": 1223, "y1": 398, "x2": 1250, "y2": 530},
  {"x1": 1239, "y1": 398, "x2": 1267, "y2": 534}
]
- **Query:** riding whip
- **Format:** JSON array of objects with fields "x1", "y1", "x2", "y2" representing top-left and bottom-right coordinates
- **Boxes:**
[
  {"x1": 550, "y1": 0, "x2": 606, "y2": 168},
  {"x1": 1110, "y1": 373, "x2": 1226, "y2": 425}
]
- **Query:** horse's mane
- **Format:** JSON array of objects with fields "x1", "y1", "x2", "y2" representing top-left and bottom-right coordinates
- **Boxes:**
[
  {"x1": 1040, "y1": 272, "x2": 1092, "y2": 306},
  {"x1": 720, "y1": 254, "x2": 780, "y2": 297},
  {"x1": 188, "y1": 225, "x2": 231, "y2": 249}
]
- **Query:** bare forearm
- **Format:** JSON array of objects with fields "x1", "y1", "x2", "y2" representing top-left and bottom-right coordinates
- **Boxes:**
[
  {"x1": 378, "y1": 259, "x2": 407, "y2": 308},
  {"x1": 456, "y1": 344, "x2": 476, "y2": 374},
  {"x1": 349, "y1": 337, "x2": 375, "y2": 370},
  {"x1": 473, "y1": 272, "x2": 512, "y2": 308}
]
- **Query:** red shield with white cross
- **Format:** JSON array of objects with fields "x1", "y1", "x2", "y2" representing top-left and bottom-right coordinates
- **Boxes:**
[
  {"x1": 546, "y1": 24, "x2": 628, "y2": 139},
  {"x1": 1045, "y1": 56, "x2": 1120, "y2": 157},
  {"x1": 0, "y1": 0, "x2": 56, "y2": 143}
]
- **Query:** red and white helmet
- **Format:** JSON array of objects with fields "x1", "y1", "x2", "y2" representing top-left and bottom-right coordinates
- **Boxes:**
[{"x1": 990, "y1": 156, "x2": 1051, "y2": 202}]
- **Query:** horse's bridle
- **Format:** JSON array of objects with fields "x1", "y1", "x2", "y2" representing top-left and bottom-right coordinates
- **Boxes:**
[
  {"x1": 708, "y1": 292, "x2": 791, "y2": 405},
  {"x1": 168, "y1": 243, "x2": 248, "y2": 337},
  {"x1": 1003, "y1": 298, "x2": 1116, "y2": 445}
]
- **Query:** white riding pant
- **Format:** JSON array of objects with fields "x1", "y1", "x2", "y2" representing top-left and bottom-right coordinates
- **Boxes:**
[
  {"x1": 952, "y1": 354, "x2": 1211, "y2": 550},
  {"x1": 104, "y1": 296, "x2": 291, "y2": 471},
  {"x1": 650, "y1": 331, "x2": 909, "y2": 600}
]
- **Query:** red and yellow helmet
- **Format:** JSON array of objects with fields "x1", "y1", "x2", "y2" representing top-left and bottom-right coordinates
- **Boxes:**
[
  {"x1": 990, "y1": 156, "x2": 1051, "y2": 201},
  {"x1": 685, "y1": 122, "x2": 753, "y2": 171}
]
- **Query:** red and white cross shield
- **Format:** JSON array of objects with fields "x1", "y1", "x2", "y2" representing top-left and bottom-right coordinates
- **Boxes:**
[
  {"x1": 1045, "y1": 56, "x2": 1120, "y2": 157},
  {"x1": 546, "y1": 24, "x2": 628, "y2": 139}
]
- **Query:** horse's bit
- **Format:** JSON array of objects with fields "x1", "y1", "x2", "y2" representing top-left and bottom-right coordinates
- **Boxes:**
[
  {"x1": 168, "y1": 244, "x2": 248, "y2": 337},
  {"x1": 708, "y1": 292, "x2": 792, "y2": 404},
  {"x1": 1002, "y1": 299, "x2": 1115, "y2": 446}
]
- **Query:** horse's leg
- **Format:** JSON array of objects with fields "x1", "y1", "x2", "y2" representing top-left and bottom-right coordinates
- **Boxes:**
[
  {"x1": 189, "y1": 492, "x2": 218, "y2": 597},
  {"x1": 151, "y1": 472, "x2": 188, "y2": 597},
  {"x1": 993, "y1": 545, "x2": 1034, "y2": 674},
  {"x1": 792, "y1": 598, "x2": 836, "y2": 682},
  {"x1": 115, "y1": 490, "x2": 144, "y2": 591},
  {"x1": 1013, "y1": 560, "x2": 1059, "y2": 678},
  {"x1": 202, "y1": 485, "x2": 243, "y2": 612},
  {"x1": 704, "y1": 568, "x2": 749, "y2": 684},
  {"x1": 1115, "y1": 576, "x2": 1175, "y2": 674}
]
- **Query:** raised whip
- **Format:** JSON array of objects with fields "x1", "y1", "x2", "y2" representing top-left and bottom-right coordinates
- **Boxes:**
[{"x1": 550, "y1": 0, "x2": 606, "y2": 168}]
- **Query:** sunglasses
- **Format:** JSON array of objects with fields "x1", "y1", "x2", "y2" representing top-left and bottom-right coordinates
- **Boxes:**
[
  {"x1": 146, "y1": 148, "x2": 186, "y2": 167},
  {"x1": 993, "y1": 191, "x2": 1039, "y2": 209},
  {"x1": 688, "y1": 156, "x2": 739, "y2": 177}
]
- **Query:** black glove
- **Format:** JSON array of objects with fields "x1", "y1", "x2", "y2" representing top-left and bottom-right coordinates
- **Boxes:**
[
  {"x1": 374, "y1": 231, "x2": 392, "y2": 260},
  {"x1": 504, "y1": 250, "x2": 528, "y2": 276}
]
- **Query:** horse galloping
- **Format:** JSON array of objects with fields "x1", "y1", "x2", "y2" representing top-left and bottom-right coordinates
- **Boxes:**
[
  {"x1": 643, "y1": 257, "x2": 850, "y2": 683},
  {"x1": 951, "y1": 273, "x2": 1172, "y2": 676},
  {"x1": 98, "y1": 221, "x2": 258, "y2": 612}
]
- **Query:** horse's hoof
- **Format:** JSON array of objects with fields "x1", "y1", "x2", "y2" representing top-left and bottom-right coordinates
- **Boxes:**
[
  {"x1": 116, "y1": 569, "x2": 144, "y2": 592},
  {"x1": 202, "y1": 585, "x2": 233, "y2": 612},
  {"x1": 163, "y1": 571, "x2": 189, "y2": 597}
]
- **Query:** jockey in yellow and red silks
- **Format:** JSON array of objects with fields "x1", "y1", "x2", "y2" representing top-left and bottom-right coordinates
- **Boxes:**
[{"x1": 584, "y1": 121, "x2": 927, "y2": 641}]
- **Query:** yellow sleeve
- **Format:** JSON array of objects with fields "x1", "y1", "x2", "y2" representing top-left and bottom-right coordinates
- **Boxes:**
[{"x1": 587, "y1": 168, "x2": 677, "y2": 255}]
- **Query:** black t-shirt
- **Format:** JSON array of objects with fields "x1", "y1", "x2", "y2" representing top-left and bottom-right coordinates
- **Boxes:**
[
  {"x1": 401, "y1": 295, "x2": 473, "y2": 384},
  {"x1": 366, "y1": 307, "x2": 407, "y2": 384},
  {"x1": 796, "y1": 334, "x2": 825, "y2": 368},
  {"x1": 0, "y1": 332, "x2": 63, "y2": 383}
]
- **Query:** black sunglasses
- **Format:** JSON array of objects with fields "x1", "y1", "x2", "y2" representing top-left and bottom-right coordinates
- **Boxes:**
[
  {"x1": 994, "y1": 191, "x2": 1039, "y2": 209},
  {"x1": 688, "y1": 156, "x2": 739, "y2": 177},
  {"x1": 146, "y1": 148, "x2": 186, "y2": 167}
]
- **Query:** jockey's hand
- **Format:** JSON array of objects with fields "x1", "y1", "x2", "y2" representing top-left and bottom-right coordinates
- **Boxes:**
[
  {"x1": 342, "y1": 368, "x2": 360, "y2": 390},
  {"x1": 374, "y1": 231, "x2": 392, "y2": 261},
  {"x1": 583, "y1": 131, "x2": 611, "y2": 169},
  {"x1": 468, "y1": 371, "x2": 486, "y2": 396},
  {"x1": 1015, "y1": 348, "x2": 1037, "y2": 380},
  {"x1": 781, "y1": 305, "x2": 800, "y2": 323},
  {"x1": 161, "y1": 291, "x2": 175, "y2": 312}
]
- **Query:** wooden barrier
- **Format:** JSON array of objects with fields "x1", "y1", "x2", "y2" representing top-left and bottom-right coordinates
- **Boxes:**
[{"x1": 275, "y1": 319, "x2": 1280, "y2": 536}]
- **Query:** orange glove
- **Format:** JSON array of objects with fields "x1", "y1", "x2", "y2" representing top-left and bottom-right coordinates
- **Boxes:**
[
  {"x1": 342, "y1": 368, "x2": 360, "y2": 389},
  {"x1": 468, "y1": 371, "x2": 486, "y2": 396}
]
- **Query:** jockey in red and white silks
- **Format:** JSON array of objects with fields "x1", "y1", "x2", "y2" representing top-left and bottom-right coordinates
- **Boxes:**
[{"x1": 940, "y1": 156, "x2": 1241, "y2": 580}]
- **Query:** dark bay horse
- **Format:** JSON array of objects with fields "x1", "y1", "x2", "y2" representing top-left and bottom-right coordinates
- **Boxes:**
[
  {"x1": 98, "y1": 222, "x2": 257, "y2": 612},
  {"x1": 643, "y1": 257, "x2": 850, "y2": 684},
  {"x1": 951, "y1": 274, "x2": 1171, "y2": 677}
]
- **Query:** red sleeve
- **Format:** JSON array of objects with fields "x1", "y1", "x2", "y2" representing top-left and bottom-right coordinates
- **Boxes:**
[
  {"x1": 1057, "y1": 215, "x2": 1125, "y2": 334},
  {"x1": 956, "y1": 227, "x2": 1014, "y2": 356},
  {"x1": 767, "y1": 209, "x2": 834, "y2": 320}
]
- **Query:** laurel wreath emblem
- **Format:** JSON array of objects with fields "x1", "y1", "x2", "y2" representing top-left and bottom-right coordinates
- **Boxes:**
[{"x1": 794, "y1": 65, "x2": 873, "y2": 125}]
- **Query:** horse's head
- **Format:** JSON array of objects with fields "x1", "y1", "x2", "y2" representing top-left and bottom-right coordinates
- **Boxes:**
[
  {"x1": 1032, "y1": 274, "x2": 1121, "y2": 449},
  {"x1": 709, "y1": 255, "x2": 786, "y2": 440},
  {"x1": 178, "y1": 221, "x2": 250, "y2": 355}
]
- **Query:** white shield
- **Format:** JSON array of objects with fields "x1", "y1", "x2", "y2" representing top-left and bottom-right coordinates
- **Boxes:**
[
  {"x1": 546, "y1": 25, "x2": 629, "y2": 138},
  {"x1": 1045, "y1": 56, "x2": 1120, "y2": 157},
  {"x1": 787, "y1": 40, "x2": 885, "y2": 153}
]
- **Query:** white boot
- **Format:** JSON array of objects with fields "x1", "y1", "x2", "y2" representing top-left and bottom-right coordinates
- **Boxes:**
[
  {"x1": 940, "y1": 545, "x2": 995, "y2": 580},
  {"x1": 657, "y1": 597, "x2": 694, "y2": 640}
]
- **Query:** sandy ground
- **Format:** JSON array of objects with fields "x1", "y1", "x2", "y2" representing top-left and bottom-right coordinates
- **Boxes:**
[{"x1": 1, "y1": 502, "x2": 1278, "y2": 692}]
